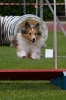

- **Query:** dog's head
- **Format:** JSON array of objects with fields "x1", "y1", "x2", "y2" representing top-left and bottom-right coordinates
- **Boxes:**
[{"x1": 21, "y1": 21, "x2": 42, "y2": 43}]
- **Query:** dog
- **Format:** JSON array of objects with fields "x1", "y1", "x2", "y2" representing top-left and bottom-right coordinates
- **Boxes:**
[{"x1": 9, "y1": 21, "x2": 45, "y2": 60}]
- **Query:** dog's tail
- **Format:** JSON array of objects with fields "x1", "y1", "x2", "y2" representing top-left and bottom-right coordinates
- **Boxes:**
[{"x1": 9, "y1": 36, "x2": 17, "y2": 48}]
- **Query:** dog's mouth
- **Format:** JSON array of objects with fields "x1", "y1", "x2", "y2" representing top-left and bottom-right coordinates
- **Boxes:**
[{"x1": 30, "y1": 38, "x2": 36, "y2": 43}]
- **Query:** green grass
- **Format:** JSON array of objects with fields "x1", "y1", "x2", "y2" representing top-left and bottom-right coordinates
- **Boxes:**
[
  {"x1": 0, "y1": 81, "x2": 66, "y2": 100},
  {"x1": 0, "y1": 46, "x2": 55, "y2": 69},
  {"x1": 0, "y1": 32, "x2": 66, "y2": 69},
  {"x1": 0, "y1": 32, "x2": 66, "y2": 100}
]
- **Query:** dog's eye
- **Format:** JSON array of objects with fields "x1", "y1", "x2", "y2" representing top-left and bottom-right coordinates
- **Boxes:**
[
  {"x1": 35, "y1": 33, "x2": 36, "y2": 35},
  {"x1": 29, "y1": 33, "x2": 31, "y2": 35}
]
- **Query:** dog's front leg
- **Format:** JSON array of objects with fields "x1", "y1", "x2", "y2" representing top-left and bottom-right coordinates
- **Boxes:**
[
  {"x1": 17, "y1": 50, "x2": 27, "y2": 58},
  {"x1": 31, "y1": 52, "x2": 41, "y2": 60}
]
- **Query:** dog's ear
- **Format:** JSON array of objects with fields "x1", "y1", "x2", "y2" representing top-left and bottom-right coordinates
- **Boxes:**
[
  {"x1": 37, "y1": 31, "x2": 42, "y2": 35},
  {"x1": 22, "y1": 30, "x2": 27, "y2": 34},
  {"x1": 24, "y1": 21, "x2": 31, "y2": 29},
  {"x1": 34, "y1": 23, "x2": 40, "y2": 29}
]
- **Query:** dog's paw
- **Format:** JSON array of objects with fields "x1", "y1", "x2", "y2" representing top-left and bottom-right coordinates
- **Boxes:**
[
  {"x1": 31, "y1": 53, "x2": 36, "y2": 59},
  {"x1": 17, "y1": 51, "x2": 27, "y2": 58},
  {"x1": 31, "y1": 53, "x2": 40, "y2": 60}
]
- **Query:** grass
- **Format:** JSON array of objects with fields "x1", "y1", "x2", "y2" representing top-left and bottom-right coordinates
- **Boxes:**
[
  {"x1": 0, "y1": 32, "x2": 66, "y2": 99},
  {"x1": 0, "y1": 32, "x2": 66, "y2": 69},
  {"x1": 0, "y1": 81, "x2": 66, "y2": 100},
  {"x1": 0, "y1": 46, "x2": 54, "y2": 69}
]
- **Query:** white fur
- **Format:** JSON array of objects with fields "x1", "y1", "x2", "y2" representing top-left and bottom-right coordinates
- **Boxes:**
[{"x1": 16, "y1": 32, "x2": 44, "y2": 60}]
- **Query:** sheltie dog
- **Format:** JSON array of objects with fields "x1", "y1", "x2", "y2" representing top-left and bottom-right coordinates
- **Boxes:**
[{"x1": 9, "y1": 21, "x2": 45, "y2": 60}]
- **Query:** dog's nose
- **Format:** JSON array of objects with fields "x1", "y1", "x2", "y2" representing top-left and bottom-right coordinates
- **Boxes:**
[
  {"x1": 32, "y1": 38, "x2": 35, "y2": 43},
  {"x1": 33, "y1": 38, "x2": 35, "y2": 41}
]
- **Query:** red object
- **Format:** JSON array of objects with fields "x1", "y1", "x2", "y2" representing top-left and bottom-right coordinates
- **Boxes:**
[
  {"x1": 0, "y1": 69, "x2": 66, "y2": 80},
  {"x1": 35, "y1": 3, "x2": 38, "y2": 8}
]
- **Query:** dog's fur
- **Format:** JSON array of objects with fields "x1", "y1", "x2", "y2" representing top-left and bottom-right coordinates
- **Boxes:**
[{"x1": 9, "y1": 21, "x2": 44, "y2": 60}]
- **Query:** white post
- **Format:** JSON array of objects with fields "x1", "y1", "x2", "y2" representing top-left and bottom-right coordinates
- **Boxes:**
[
  {"x1": 35, "y1": 0, "x2": 38, "y2": 16},
  {"x1": 40, "y1": 0, "x2": 43, "y2": 20},
  {"x1": 24, "y1": 0, "x2": 26, "y2": 14},
  {"x1": 65, "y1": 0, "x2": 66, "y2": 16},
  {"x1": 40, "y1": 0, "x2": 43, "y2": 29},
  {"x1": 54, "y1": 0, "x2": 57, "y2": 69}
]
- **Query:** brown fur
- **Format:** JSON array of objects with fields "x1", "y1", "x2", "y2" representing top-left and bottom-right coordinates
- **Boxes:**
[
  {"x1": 9, "y1": 36, "x2": 18, "y2": 48},
  {"x1": 9, "y1": 21, "x2": 41, "y2": 47},
  {"x1": 21, "y1": 21, "x2": 42, "y2": 42}
]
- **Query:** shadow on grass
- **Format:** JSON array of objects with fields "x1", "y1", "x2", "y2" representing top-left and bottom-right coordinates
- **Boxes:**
[{"x1": 0, "y1": 81, "x2": 61, "y2": 91}]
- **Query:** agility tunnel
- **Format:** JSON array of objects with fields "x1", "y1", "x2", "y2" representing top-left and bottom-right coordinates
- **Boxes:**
[{"x1": 0, "y1": 14, "x2": 48, "y2": 45}]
